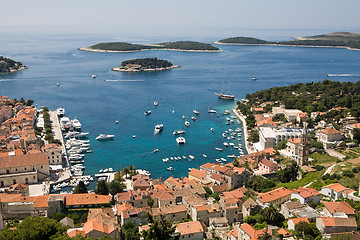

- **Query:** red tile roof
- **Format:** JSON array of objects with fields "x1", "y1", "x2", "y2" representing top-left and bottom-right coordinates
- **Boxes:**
[
  {"x1": 322, "y1": 183, "x2": 347, "y2": 193},
  {"x1": 257, "y1": 187, "x2": 292, "y2": 204},
  {"x1": 0, "y1": 153, "x2": 48, "y2": 168},
  {"x1": 321, "y1": 128, "x2": 341, "y2": 135},
  {"x1": 176, "y1": 221, "x2": 203, "y2": 235},
  {"x1": 292, "y1": 187, "x2": 320, "y2": 199},
  {"x1": 189, "y1": 168, "x2": 207, "y2": 179},
  {"x1": 290, "y1": 217, "x2": 309, "y2": 225},
  {"x1": 63, "y1": 193, "x2": 110, "y2": 206},
  {"x1": 288, "y1": 138, "x2": 302, "y2": 144},
  {"x1": 323, "y1": 202, "x2": 355, "y2": 215},
  {"x1": 320, "y1": 217, "x2": 357, "y2": 227}
]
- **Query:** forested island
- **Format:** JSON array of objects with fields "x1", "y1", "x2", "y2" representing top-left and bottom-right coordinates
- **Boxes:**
[
  {"x1": 79, "y1": 41, "x2": 221, "y2": 52},
  {"x1": 0, "y1": 56, "x2": 26, "y2": 74},
  {"x1": 111, "y1": 58, "x2": 180, "y2": 72},
  {"x1": 215, "y1": 32, "x2": 360, "y2": 50}
]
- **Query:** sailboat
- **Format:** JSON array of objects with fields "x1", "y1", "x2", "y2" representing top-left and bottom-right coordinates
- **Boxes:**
[{"x1": 215, "y1": 81, "x2": 235, "y2": 100}]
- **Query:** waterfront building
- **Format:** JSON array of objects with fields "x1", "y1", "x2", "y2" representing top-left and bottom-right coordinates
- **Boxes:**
[
  {"x1": 0, "y1": 153, "x2": 49, "y2": 187},
  {"x1": 42, "y1": 143, "x2": 63, "y2": 165}
]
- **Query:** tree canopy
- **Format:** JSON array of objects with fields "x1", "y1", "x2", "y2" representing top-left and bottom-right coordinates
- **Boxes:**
[
  {"x1": 142, "y1": 214, "x2": 179, "y2": 240},
  {"x1": 73, "y1": 180, "x2": 88, "y2": 194},
  {"x1": 0, "y1": 56, "x2": 25, "y2": 73}
]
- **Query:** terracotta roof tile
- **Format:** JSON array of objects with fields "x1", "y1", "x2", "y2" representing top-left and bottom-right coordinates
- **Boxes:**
[
  {"x1": 0, "y1": 153, "x2": 48, "y2": 168},
  {"x1": 292, "y1": 187, "x2": 320, "y2": 199},
  {"x1": 258, "y1": 187, "x2": 292, "y2": 204},
  {"x1": 323, "y1": 202, "x2": 355, "y2": 215},
  {"x1": 321, "y1": 217, "x2": 357, "y2": 227},
  {"x1": 176, "y1": 221, "x2": 203, "y2": 235},
  {"x1": 63, "y1": 193, "x2": 110, "y2": 206},
  {"x1": 290, "y1": 217, "x2": 309, "y2": 225},
  {"x1": 189, "y1": 168, "x2": 207, "y2": 179},
  {"x1": 321, "y1": 128, "x2": 341, "y2": 135},
  {"x1": 322, "y1": 183, "x2": 347, "y2": 193}
]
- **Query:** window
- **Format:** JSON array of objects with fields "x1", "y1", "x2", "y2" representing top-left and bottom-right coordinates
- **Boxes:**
[
  {"x1": 33, "y1": 176, "x2": 36, "y2": 179},
  {"x1": 6, "y1": 170, "x2": 9, "y2": 174},
  {"x1": 0, "y1": 181, "x2": 4, "y2": 187},
  {"x1": 170, "y1": 201, "x2": 172, "y2": 204},
  {"x1": 25, "y1": 178, "x2": 28, "y2": 184},
  {"x1": 25, "y1": 168, "x2": 27, "y2": 171},
  {"x1": 15, "y1": 168, "x2": 17, "y2": 171},
  {"x1": 13, "y1": 179, "x2": 16, "y2": 184},
  {"x1": 41, "y1": 166, "x2": 43, "y2": 169}
]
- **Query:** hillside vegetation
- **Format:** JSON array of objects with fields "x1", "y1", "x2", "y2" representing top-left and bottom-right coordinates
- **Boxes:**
[
  {"x1": 244, "y1": 80, "x2": 360, "y2": 117},
  {"x1": 217, "y1": 32, "x2": 360, "y2": 50}
]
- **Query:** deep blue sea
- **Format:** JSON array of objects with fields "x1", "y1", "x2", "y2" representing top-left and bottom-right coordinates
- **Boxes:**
[{"x1": 1, "y1": 26, "x2": 360, "y2": 184}]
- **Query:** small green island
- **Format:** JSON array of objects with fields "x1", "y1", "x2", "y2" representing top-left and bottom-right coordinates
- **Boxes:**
[
  {"x1": 79, "y1": 41, "x2": 221, "y2": 52},
  {"x1": 215, "y1": 32, "x2": 360, "y2": 50},
  {"x1": 0, "y1": 56, "x2": 26, "y2": 74},
  {"x1": 111, "y1": 58, "x2": 180, "y2": 72}
]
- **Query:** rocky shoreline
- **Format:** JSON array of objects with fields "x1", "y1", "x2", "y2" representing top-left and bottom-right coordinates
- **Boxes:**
[
  {"x1": 213, "y1": 41, "x2": 359, "y2": 51},
  {"x1": 111, "y1": 65, "x2": 181, "y2": 72},
  {"x1": 0, "y1": 65, "x2": 27, "y2": 74}
]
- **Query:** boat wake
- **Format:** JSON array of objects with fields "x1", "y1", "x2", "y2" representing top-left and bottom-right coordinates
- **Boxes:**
[
  {"x1": 104, "y1": 79, "x2": 144, "y2": 82},
  {"x1": 327, "y1": 74, "x2": 360, "y2": 77}
]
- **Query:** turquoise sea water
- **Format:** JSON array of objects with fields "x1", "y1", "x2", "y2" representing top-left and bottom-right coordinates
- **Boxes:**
[{"x1": 1, "y1": 27, "x2": 360, "y2": 184}]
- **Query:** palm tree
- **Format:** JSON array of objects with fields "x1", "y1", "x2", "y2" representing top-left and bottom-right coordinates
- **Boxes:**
[
  {"x1": 263, "y1": 204, "x2": 277, "y2": 223},
  {"x1": 122, "y1": 167, "x2": 130, "y2": 178},
  {"x1": 129, "y1": 164, "x2": 136, "y2": 176}
]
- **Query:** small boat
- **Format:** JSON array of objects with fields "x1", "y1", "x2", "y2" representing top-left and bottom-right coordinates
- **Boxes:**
[
  {"x1": 222, "y1": 133, "x2": 227, "y2": 138},
  {"x1": 193, "y1": 109, "x2": 200, "y2": 115},
  {"x1": 188, "y1": 168, "x2": 192, "y2": 171},
  {"x1": 86, "y1": 150, "x2": 93, "y2": 153},
  {"x1": 153, "y1": 148, "x2": 158, "y2": 153},
  {"x1": 191, "y1": 116, "x2": 197, "y2": 121},
  {"x1": 154, "y1": 101, "x2": 158, "y2": 106},
  {"x1": 251, "y1": 77, "x2": 257, "y2": 80},
  {"x1": 173, "y1": 129, "x2": 185, "y2": 135},
  {"x1": 203, "y1": 154, "x2": 207, "y2": 158},
  {"x1": 167, "y1": 167, "x2": 174, "y2": 171},
  {"x1": 92, "y1": 74, "x2": 97, "y2": 78},
  {"x1": 170, "y1": 157, "x2": 174, "y2": 160},
  {"x1": 215, "y1": 147, "x2": 223, "y2": 151},
  {"x1": 56, "y1": 82, "x2": 60, "y2": 86},
  {"x1": 172, "y1": 110, "x2": 175, "y2": 114},
  {"x1": 189, "y1": 155, "x2": 195, "y2": 160},
  {"x1": 226, "y1": 122, "x2": 230, "y2": 125},
  {"x1": 115, "y1": 120, "x2": 119, "y2": 124},
  {"x1": 182, "y1": 115, "x2": 185, "y2": 119},
  {"x1": 163, "y1": 158, "x2": 169, "y2": 163},
  {"x1": 226, "y1": 118, "x2": 230, "y2": 121},
  {"x1": 96, "y1": 134, "x2": 115, "y2": 140},
  {"x1": 182, "y1": 156, "x2": 186, "y2": 159},
  {"x1": 109, "y1": 168, "x2": 114, "y2": 172},
  {"x1": 176, "y1": 137, "x2": 186, "y2": 144},
  {"x1": 227, "y1": 154, "x2": 236, "y2": 158},
  {"x1": 208, "y1": 107, "x2": 217, "y2": 113},
  {"x1": 223, "y1": 110, "x2": 230, "y2": 115},
  {"x1": 133, "y1": 135, "x2": 136, "y2": 138},
  {"x1": 221, "y1": 158, "x2": 227, "y2": 162},
  {"x1": 223, "y1": 142, "x2": 229, "y2": 147},
  {"x1": 210, "y1": 128, "x2": 215, "y2": 132},
  {"x1": 229, "y1": 143, "x2": 235, "y2": 147},
  {"x1": 154, "y1": 124, "x2": 164, "y2": 134},
  {"x1": 144, "y1": 110, "x2": 151, "y2": 116},
  {"x1": 216, "y1": 159, "x2": 222, "y2": 163},
  {"x1": 71, "y1": 118, "x2": 82, "y2": 130},
  {"x1": 230, "y1": 120, "x2": 234, "y2": 123},
  {"x1": 185, "y1": 121, "x2": 190, "y2": 127},
  {"x1": 57, "y1": 108, "x2": 65, "y2": 117}
]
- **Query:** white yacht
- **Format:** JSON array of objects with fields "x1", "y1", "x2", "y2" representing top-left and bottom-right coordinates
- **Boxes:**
[
  {"x1": 154, "y1": 124, "x2": 164, "y2": 134},
  {"x1": 57, "y1": 108, "x2": 65, "y2": 117},
  {"x1": 92, "y1": 74, "x2": 96, "y2": 78},
  {"x1": 167, "y1": 167, "x2": 173, "y2": 171},
  {"x1": 193, "y1": 109, "x2": 200, "y2": 115},
  {"x1": 208, "y1": 108, "x2": 217, "y2": 113},
  {"x1": 191, "y1": 116, "x2": 197, "y2": 121},
  {"x1": 203, "y1": 154, "x2": 207, "y2": 158},
  {"x1": 184, "y1": 121, "x2": 190, "y2": 127},
  {"x1": 215, "y1": 147, "x2": 223, "y2": 151},
  {"x1": 144, "y1": 110, "x2": 151, "y2": 116},
  {"x1": 176, "y1": 137, "x2": 186, "y2": 144},
  {"x1": 223, "y1": 110, "x2": 230, "y2": 115},
  {"x1": 71, "y1": 118, "x2": 82, "y2": 130},
  {"x1": 189, "y1": 155, "x2": 195, "y2": 160},
  {"x1": 222, "y1": 133, "x2": 227, "y2": 138},
  {"x1": 210, "y1": 128, "x2": 215, "y2": 132},
  {"x1": 173, "y1": 129, "x2": 185, "y2": 135},
  {"x1": 223, "y1": 142, "x2": 229, "y2": 147},
  {"x1": 96, "y1": 134, "x2": 115, "y2": 140},
  {"x1": 182, "y1": 115, "x2": 185, "y2": 119}
]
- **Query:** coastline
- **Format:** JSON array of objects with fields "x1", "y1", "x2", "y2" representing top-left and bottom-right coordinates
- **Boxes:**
[
  {"x1": 232, "y1": 107, "x2": 256, "y2": 154},
  {"x1": 0, "y1": 65, "x2": 27, "y2": 74},
  {"x1": 79, "y1": 47, "x2": 222, "y2": 53},
  {"x1": 213, "y1": 41, "x2": 360, "y2": 51},
  {"x1": 111, "y1": 65, "x2": 181, "y2": 72}
]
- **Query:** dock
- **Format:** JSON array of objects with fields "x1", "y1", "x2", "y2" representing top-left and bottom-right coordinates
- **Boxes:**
[{"x1": 232, "y1": 108, "x2": 256, "y2": 154}]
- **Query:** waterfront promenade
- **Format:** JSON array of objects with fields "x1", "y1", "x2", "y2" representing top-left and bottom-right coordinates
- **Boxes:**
[
  {"x1": 232, "y1": 108, "x2": 256, "y2": 154},
  {"x1": 49, "y1": 111, "x2": 71, "y2": 183}
]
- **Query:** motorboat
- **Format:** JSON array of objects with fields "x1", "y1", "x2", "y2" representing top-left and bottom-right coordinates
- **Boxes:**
[
  {"x1": 185, "y1": 121, "x2": 190, "y2": 127},
  {"x1": 221, "y1": 158, "x2": 227, "y2": 162},
  {"x1": 109, "y1": 168, "x2": 114, "y2": 172},
  {"x1": 153, "y1": 148, "x2": 158, "y2": 153},
  {"x1": 227, "y1": 154, "x2": 236, "y2": 158},
  {"x1": 144, "y1": 110, "x2": 151, "y2": 116},
  {"x1": 210, "y1": 128, "x2": 214, "y2": 132},
  {"x1": 71, "y1": 118, "x2": 82, "y2": 130},
  {"x1": 92, "y1": 74, "x2": 96, "y2": 78},
  {"x1": 154, "y1": 100, "x2": 158, "y2": 106},
  {"x1": 223, "y1": 142, "x2": 229, "y2": 147},
  {"x1": 173, "y1": 129, "x2": 185, "y2": 135},
  {"x1": 182, "y1": 156, "x2": 186, "y2": 159},
  {"x1": 222, "y1": 133, "x2": 227, "y2": 138},
  {"x1": 133, "y1": 135, "x2": 136, "y2": 138},
  {"x1": 193, "y1": 109, "x2": 200, "y2": 115},
  {"x1": 203, "y1": 154, "x2": 207, "y2": 158},
  {"x1": 223, "y1": 110, "x2": 230, "y2": 115},
  {"x1": 163, "y1": 158, "x2": 169, "y2": 163},
  {"x1": 251, "y1": 77, "x2": 257, "y2": 80},
  {"x1": 115, "y1": 120, "x2": 119, "y2": 124},
  {"x1": 154, "y1": 124, "x2": 164, "y2": 134},
  {"x1": 57, "y1": 108, "x2": 65, "y2": 117},
  {"x1": 96, "y1": 134, "x2": 115, "y2": 140},
  {"x1": 182, "y1": 115, "x2": 185, "y2": 119},
  {"x1": 226, "y1": 118, "x2": 230, "y2": 121},
  {"x1": 56, "y1": 82, "x2": 60, "y2": 86},
  {"x1": 167, "y1": 167, "x2": 174, "y2": 171},
  {"x1": 176, "y1": 137, "x2": 186, "y2": 144},
  {"x1": 189, "y1": 155, "x2": 195, "y2": 160},
  {"x1": 216, "y1": 159, "x2": 222, "y2": 163},
  {"x1": 215, "y1": 147, "x2": 223, "y2": 151},
  {"x1": 208, "y1": 107, "x2": 217, "y2": 113},
  {"x1": 191, "y1": 116, "x2": 197, "y2": 121},
  {"x1": 226, "y1": 122, "x2": 230, "y2": 125}
]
